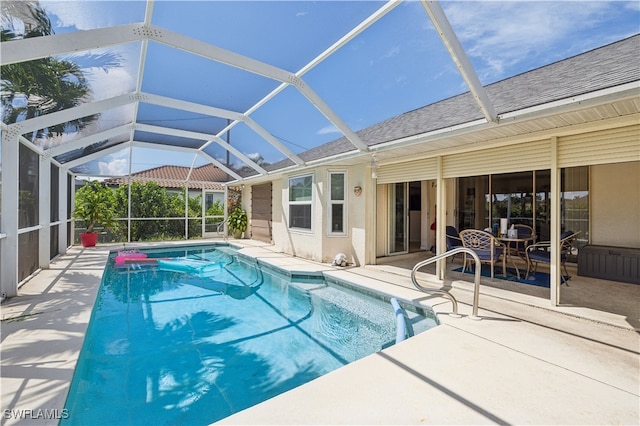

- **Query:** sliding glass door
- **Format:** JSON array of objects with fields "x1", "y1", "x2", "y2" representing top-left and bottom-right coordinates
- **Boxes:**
[
  {"x1": 389, "y1": 182, "x2": 408, "y2": 254},
  {"x1": 456, "y1": 167, "x2": 588, "y2": 256}
]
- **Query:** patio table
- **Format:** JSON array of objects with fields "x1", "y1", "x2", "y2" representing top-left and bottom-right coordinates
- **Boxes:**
[{"x1": 498, "y1": 235, "x2": 536, "y2": 279}]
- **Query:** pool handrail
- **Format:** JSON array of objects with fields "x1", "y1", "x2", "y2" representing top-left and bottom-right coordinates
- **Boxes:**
[
  {"x1": 216, "y1": 219, "x2": 228, "y2": 241},
  {"x1": 389, "y1": 297, "x2": 407, "y2": 344},
  {"x1": 411, "y1": 247, "x2": 482, "y2": 320}
]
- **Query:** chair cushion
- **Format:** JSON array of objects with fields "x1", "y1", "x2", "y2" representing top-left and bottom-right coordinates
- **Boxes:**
[
  {"x1": 529, "y1": 250, "x2": 566, "y2": 263},
  {"x1": 528, "y1": 250, "x2": 550, "y2": 262},
  {"x1": 474, "y1": 248, "x2": 502, "y2": 261},
  {"x1": 446, "y1": 237, "x2": 463, "y2": 248}
]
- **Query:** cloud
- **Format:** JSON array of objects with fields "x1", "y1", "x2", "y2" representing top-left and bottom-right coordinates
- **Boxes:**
[
  {"x1": 383, "y1": 45, "x2": 401, "y2": 59},
  {"x1": 99, "y1": 157, "x2": 128, "y2": 176},
  {"x1": 442, "y1": 1, "x2": 613, "y2": 79},
  {"x1": 296, "y1": 11, "x2": 309, "y2": 17},
  {"x1": 87, "y1": 66, "x2": 136, "y2": 99},
  {"x1": 41, "y1": 0, "x2": 137, "y2": 31},
  {"x1": 317, "y1": 125, "x2": 340, "y2": 135},
  {"x1": 41, "y1": 1, "x2": 102, "y2": 31},
  {"x1": 625, "y1": 1, "x2": 640, "y2": 12}
]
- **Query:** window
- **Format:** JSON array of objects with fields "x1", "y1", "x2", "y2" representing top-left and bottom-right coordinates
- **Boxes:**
[
  {"x1": 456, "y1": 168, "x2": 589, "y2": 259},
  {"x1": 327, "y1": 171, "x2": 346, "y2": 235},
  {"x1": 289, "y1": 174, "x2": 313, "y2": 230}
]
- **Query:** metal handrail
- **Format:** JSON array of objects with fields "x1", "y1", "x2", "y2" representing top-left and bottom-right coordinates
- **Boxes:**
[
  {"x1": 410, "y1": 247, "x2": 482, "y2": 320},
  {"x1": 216, "y1": 219, "x2": 228, "y2": 240}
]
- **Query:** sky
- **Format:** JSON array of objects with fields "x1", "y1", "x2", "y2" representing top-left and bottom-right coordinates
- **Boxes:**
[{"x1": 19, "y1": 1, "x2": 640, "y2": 176}]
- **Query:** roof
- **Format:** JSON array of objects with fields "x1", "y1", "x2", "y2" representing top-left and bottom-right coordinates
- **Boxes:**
[
  {"x1": 105, "y1": 164, "x2": 229, "y2": 191},
  {"x1": 267, "y1": 34, "x2": 640, "y2": 170}
]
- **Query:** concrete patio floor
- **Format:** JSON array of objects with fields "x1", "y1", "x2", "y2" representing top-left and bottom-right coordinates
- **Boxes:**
[{"x1": 1, "y1": 240, "x2": 638, "y2": 425}]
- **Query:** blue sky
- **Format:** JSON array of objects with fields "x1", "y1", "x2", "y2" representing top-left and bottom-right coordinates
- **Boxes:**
[{"x1": 32, "y1": 0, "x2": 640, "y2": 176}]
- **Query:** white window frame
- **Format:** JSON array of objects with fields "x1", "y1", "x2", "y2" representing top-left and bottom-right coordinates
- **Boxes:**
[
  {"x1": 327, "y1": 170, "x2": 347, "y2": 237},
  {"x1": 288, "y1": 173, "x2": 314, "y2": 233}
]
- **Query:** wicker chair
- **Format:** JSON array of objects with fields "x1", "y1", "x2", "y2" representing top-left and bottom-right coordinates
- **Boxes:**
[
  {"x1": 525, "y1": 231, "x2": 580, "y2": 283},
  {"x1": 459, "y1": 229, "x2": 507, "y2": 279},
  {"x1": 513, "y1": 223, "x2": 536, "y2": 256}
]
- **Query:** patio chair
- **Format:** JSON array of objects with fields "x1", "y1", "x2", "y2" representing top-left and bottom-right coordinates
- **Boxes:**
[
  {"x1": 459, "y1": 229, "x2": 507, "y2": 279},
  {"x1": 513, "y1": 224, "x2": 536, "y2": 255},
  {"x1": 525, "y1": 231, "x2": 580, "y2": 283},
  {"x1": 445, "y1": 226, "x2": 463, "y2": 262}
]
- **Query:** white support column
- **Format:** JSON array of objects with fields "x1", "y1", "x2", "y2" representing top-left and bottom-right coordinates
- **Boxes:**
[
  {"x1": 127, "y1": 146, "x2": 133, "y2": 243},
  {"x1": 39, "y1": 155, "x2": 52, "y2": 269},
  {"x1": 436, "y1": 156, "x2": 446, "y2": 279},
  {"x1": 58, "y1": 169, "x2": 68, "y2": 252},
  {"x1": 550, "y1": 136, "x2": 561, "y2": 305},
  {"x1": 184, "y1": 183, "x2": 190, "y2": 240},
  {"x1": 366, "y1": 171, "x2": 378, "y2": 265},
  {"x1": 201, "y1": 188, "x2": 206, "y2": 237},
  {"x1": 1, "y1": 133, "x2": 19, "y2": 297},
  {"x1": 70, "y1": 174, "x2": 76, "y2": 245},
  {"x1": 223, "y1": 186, "x2": 229, "y2": 236},
  {"x1": 420, "y1": 181, "x2": 429, "y2": 251}
]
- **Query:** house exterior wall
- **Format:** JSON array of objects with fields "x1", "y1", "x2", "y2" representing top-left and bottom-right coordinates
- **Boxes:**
[
  {"x1": 591, "y1": 161, "x2": 640, "y2": 248},
  {"x1": 273, "y1": 171, "x2": 321, "y2": 261},
  {"x1": 322, "y1": 164, "x2": 368, "y2": 266},
  {"x1": 248, "y1": 118, "x2": 639, "y2": 269},
  {"x1": 254, "y1": 164, "x2": 370, "y2": 265},
  {"x1": 270, "y1": 178, "x2": 285, "y2": 251}
]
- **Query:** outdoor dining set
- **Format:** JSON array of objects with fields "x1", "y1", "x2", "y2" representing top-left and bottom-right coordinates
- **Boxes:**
[{"x1": 445, "y1": 224, "x2": 580, "y2": 283}]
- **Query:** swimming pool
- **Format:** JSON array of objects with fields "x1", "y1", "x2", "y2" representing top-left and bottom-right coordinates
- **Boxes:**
[{"x1": 62, "y1": 244, "x2": 438, "y2": 425}]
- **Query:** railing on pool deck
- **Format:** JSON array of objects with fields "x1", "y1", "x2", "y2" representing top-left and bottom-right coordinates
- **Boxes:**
[
  {"x1": 216, "y1": 219, "x2": 227, "y2": 241},
  {"x1": 389, "y1": 298, "x2": 407, "y2": 343},
  {"x1": 411, "y1": 247, "x2": 482, "y2": 320}
]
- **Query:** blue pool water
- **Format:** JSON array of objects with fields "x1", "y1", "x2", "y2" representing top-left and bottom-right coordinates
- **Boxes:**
[{"x1": 62, "y1": 244, "x2": 438, "y2": 425}]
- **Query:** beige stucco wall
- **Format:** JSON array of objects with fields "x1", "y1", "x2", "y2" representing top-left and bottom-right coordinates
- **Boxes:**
[
  {"x1": 267, "y1": 165, "x2": 369, "y2": 265},
  {"x1": 274, "y1": 170, "x2": 321, "y2": 261},
  {"x1": 322, "y1": 164, "x2": 369, "y2": 266},
  {"x1": 591, "y1": 161, "x2": 640, "y2": 248}
]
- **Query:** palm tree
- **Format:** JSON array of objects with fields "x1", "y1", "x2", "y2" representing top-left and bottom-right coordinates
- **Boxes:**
[{"x1": 1, "y1": 1, "x2": 118, "y2": 142}]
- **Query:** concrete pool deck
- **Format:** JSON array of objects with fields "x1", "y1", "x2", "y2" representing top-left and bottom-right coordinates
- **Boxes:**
[{"x1": 1, "y1": 240, "x2": 638, "y2": 425}]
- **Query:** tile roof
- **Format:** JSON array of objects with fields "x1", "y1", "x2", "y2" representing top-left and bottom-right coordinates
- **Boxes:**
[
  {"x1": 105, "y1": 163, "x2": 230, "y2": 190},
  {"x1": 266, "y1": 34, "x2": 640, "y2": 171}
]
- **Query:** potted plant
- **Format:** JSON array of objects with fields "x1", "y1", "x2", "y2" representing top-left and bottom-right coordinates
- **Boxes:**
[
  {"x1": 73, "y1": 181, "x2": 117, "y2": 247},
  {"x1": 228, "y1": 207, "x2": 247, "y2": 239}
]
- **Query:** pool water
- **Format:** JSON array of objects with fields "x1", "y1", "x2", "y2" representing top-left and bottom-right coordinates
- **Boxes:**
[{"x1": 62, "y1": 244, "x2": 438, "y2": 425}]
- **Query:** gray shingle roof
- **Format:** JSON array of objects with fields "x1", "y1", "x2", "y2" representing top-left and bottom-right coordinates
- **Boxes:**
[{"x1": 268, "y1": 34, "x2": 639, "y2": 171}]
